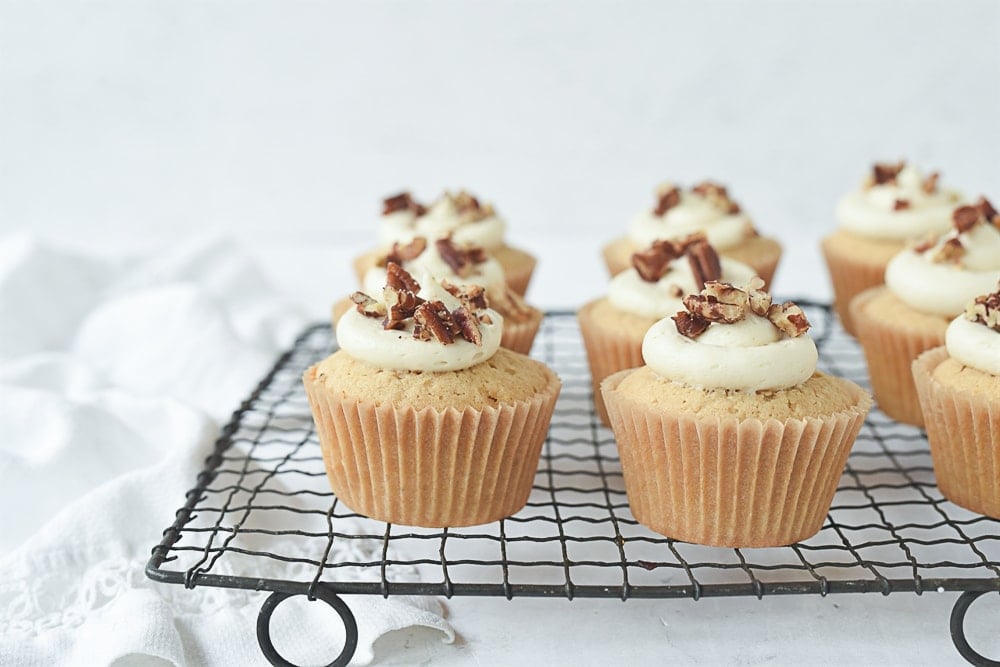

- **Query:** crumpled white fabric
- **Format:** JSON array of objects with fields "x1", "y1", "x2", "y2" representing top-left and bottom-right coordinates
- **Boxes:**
[{"x1": 0, "y1": 235, "x2": 455, "y2": 666}]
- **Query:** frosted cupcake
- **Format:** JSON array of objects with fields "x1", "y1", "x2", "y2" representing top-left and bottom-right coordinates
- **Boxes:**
[
  {"x1": 602, "y1": 281, "x2": 871, "y2": 547},
  {"x1": 601, "y1": 181, "x2": 782, "y2": 287},
  {"x1": 578, "y1": 234, "x2": 756, "y2": 425},
  {"x1": 913, "y1": 285, "x2": 1000, "y2": 519},
  {"x1": 305, "y1": 263, "x2": 560, "y2": 527},
  {"x1": 354, "y1": 190, "x2": 537, "y2": 296},
  {"x1": 338, "y1": 235, "x2": 542, "y2": 354},
  {"x1": 851, "y1": 197, "x2": 1000, "y2": 426},
  {"x1": 822, "y1": 161, "x2": 962, "y2": 335}
]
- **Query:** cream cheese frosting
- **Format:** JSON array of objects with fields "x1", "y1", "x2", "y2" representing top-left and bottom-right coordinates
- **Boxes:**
[
  {"x1": 376, "y1": 191, "x2": 507, "y2": 250},
  {"x1": 945, "y1": 315, "x2": 1000, "y2": 377},
  {"x1": 608, "y1": 257, "x2": 757, "y2": 319},
  {"x1": 363, "y1": 238, "x2": 507, "y2": 296},
  {"x1": 641, "y1": 283, "x2": 818, "y2": 392},
  {"x1": 884, "y1": 204, "x2": 1000, "y2": 317},
  {"x1": 338, "y1": 271, "x2": 503, "y2": 372},
  {"x1": 628, "y1": 186, "x2": 753, "y2": 251},
  {"x1": 836, "y1": 163, "x2": 962, "y2": 240}
]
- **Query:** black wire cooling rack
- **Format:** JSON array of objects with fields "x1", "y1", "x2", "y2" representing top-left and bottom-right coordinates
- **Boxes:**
[{"x1": 147, "y1": 303, "x2": 1000, "y2": 667}]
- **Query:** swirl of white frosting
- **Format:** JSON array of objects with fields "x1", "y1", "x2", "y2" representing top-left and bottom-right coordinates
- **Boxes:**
[
  {"x1": 337, "y1": 275, "x2": 503, "y2": 372},
  {"x1": 377, "y1": 211, "x2": 421, "y2": 247},
  {"x1": 608, "y1": 257, "x2": 757, "y2": 319},
  {"x1": 416, "y1": 197, "x2": 507, "y2": 250},
  {"x1": 945, "y1": 315, "x2": 1000, "y2": 376},
  {"x1": 362, "y1": 242, "x2": 507, "y2": 296},
  {"x1": 628, "y1": 191, "x2": 752, "y2": 250},
  {"x1": 641, "y1": 310, "x2": 818, "y2": 392},
  {"x1": 836, "y1": 164, "x2": 962, "y2": 240},
  {"x1": 885, "y1": 223, "x2": 1000, "y2": 317}
]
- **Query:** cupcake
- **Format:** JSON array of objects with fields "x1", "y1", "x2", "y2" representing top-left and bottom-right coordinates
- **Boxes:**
[
  {"x1": 822, "y1": 161, "x2": 962, "y2": 335},
  {"x1": 913, "y1": 285, "x2": 1000, "y2": 518},
  {"x1": 579, "y1": 234, "x2": 756, "y2": 425},
  {"x1": 601, "y1": 181, "x2": 782, "y2": 287},
  {"x1": 337, "y1": 235, "x2": 543, "y2": 354},
  {"x1": 602, "y1": 281, "x2": 872, "y2": 547},
  {"x1": 354, "y1": 190, "x2": 537, "y2": 296},
  {"x1": 305, "y1": 263, "x2": 561, "y2": 527},
  {"x1": 851, "y1": 197, "x2": 1000, "y2": 426}
]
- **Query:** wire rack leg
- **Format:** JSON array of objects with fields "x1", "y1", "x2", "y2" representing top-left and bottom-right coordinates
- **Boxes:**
[
  {"x1": 950, "y1": 591, "x2": 999, "y2": 667},
  {"x1": 256, "y1": 590, "x2": 358, "y2": 667}
]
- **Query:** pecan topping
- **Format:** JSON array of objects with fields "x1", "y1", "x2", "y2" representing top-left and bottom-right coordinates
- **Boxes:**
[
  {"x1": 382, "y1": 192, "x2": 427, "y2": 216},
  {"x1": 922, "y1": 171, "x2": 940, "y2": 194},
  {"x1": 692, "y1": 181, "x2": 740, "y2": 214},
  {"x1": 379, "y1": 237, "x2": 428, "y2": 266},
  {"x1": 871, "y1": 161, "x2": 905, "y2": 186},
  {"x1": 442, "y1": 280, "x2": 489, "y2": 311},
  {"x1": 383, "y1": 284, "x2": 425, "y2": 324},
  {"x1": 452, "y1": 306, "x2": 483, "y2": 345},
  {"x1": 953, "y1": 205, "x2": 981, "y2": 233},
  {"x1": 687, "y1": 240, "x2": 722, "y2": 290},
  {"x1": 436, "y1": 236, "x2": 488, "y2": 278},
  {"x1": 682, "y1": 290, "x2": 745, "y2": 324},
  {"x1": 668, "y1": 284, "x2": 684, "y2": 298},
  {"x1": 930, "y1": 237, "x2": 965, "y2": 264},
  {"x1": 766, "y1": 302, "x2": 810, "y2": 337},
  {"x1": 385, "y1": 262, "x2": 421, "y2": 292},
  {"x1": 413, "y1": 301, "x2": 455, "y2": 344},
  {"x1": 893, "y1": 199, "x2": 911, "y2": 211},
  {"x1": 965, "y1": 286, "x2": 1000, "y2": 331},
  {"x1": 653, "y1": 184, "x2": 681, "y2": 216},
  {"x1": 747, "y1": 277, "x2": 771, "y2": 317},
  {"x1": 912, "y1": 233, "x2": 938, "y2": 254},
  {"x1": 445, "y1": 190, "x2": 495, "y2": 223},
  {"x1": 672, "y1": 311, "x2": 710, "y2": 339},
  {"x1": 350, "y1": 291, "x2": 386, "y2": 318},
  {"x1": 978, "y1": 196, "x2": 999, "y2": 226},
  {"x1": 632, "y1": 241, "x2": 681, "y2": 282}
]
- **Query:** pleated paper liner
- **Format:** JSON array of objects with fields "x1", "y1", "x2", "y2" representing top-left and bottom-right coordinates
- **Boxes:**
[
  {"x1": 913, "y1": 347, "x2": 1000, "y2": 520},
  {"x1": 303, "y1": 364, "x2": 560, "y2": 528},
  {"x1": 602, "y1": 370, "x2": 871, "y2": 548},
  {"x1": 602, "y1": 235, "x2": 781, "y2": 288},
  {"x1": 331, "y1": 296, "x2": 542, "y2": 355},
  {"x1": 577, "y1": 299, "x2": 647, "y2": 426},
  {"x1": 352, "y1": 245, "x2": 535, "y2": 297},
  {"x1": 821, "y1": 231, "x2": 903, "y2": 337},
  {"x1": 851, "y1": 286, "x2": 946, "y2": 427}
]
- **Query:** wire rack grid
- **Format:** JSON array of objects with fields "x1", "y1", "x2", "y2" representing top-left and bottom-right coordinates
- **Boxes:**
[{"x1": 147, "y1": 303, "x2": 1000, "y2": 667}]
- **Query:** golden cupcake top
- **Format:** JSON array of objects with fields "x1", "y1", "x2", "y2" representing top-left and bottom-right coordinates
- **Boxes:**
[{"x1": 945, "y1": 282, "x2": 1000, "y2": 377}]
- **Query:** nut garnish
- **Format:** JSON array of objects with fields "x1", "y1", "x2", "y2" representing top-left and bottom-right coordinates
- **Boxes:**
[
  {"x1": 413, "y1": 301, "x2": 455, "y2": 344},
  {"x1": 436, "y1": 235, "x2": 489, "y2": 278},
  {"x1": 671, "y1": 280, "x2": 809, "y2": 339},
  {"x1": 629, "y1": 233, "x2": 719, "y2": 285},
  {"x1": 922, "y1": 171, "x2": 940, "y2": 194},
  {"x1": 692, "y1": 180, "x2": 741, "y2": 214},
  {"x1": 382, "y1": 192, "x2": 427, "y2": 217},
  {"x1": 383, "y1": 284, "x2": 425, "y2": 325},
  {"x1": 965, "y1": 284, "x2": 1000, "y2": 332},
  {"x1": 442, "y1": 190, "x2": 495, "y2": 223},
  {"x1": 386, "y1": 261, "x2": 421, "y2": 292},
  {"x1": 893, "y1": 199, "x2": 911, "y2": 211},
  {"x1": 766, "y1": 302, "x2": 810, "y2": 337},
  {"x1": 952, "y1": 205, "x2": 981, "y2": 233},
  {"x1": 930, "y1": 237, "x2": 965, "y2": 264},
  {"x1": 653, "y1": 184, "x2": 681, "y2": 216},
  {"x1": 870, "y1": 161, "x2": 905, "y2": 186},
  {"x1": 452, "y1": 306, "x2": 483, "y2": 345},
  {"x1": 442, "y1": 280, "x2": 489, "y2": 311},
  {"x1": 632, "y1": 240, "x2": 682, "y2": 282},
  {"x1": 912, "y1": 233, "x2": 938, "y2": 254},
  {"x1": 687, "y1": 239, "x2": 723, "y2": 290},
  {"x1": 378, "y1": 237, "x2": 428, "y2": 266},
  {"x1": 350, "y1": 292, "x2": 387, "y2": 318}
]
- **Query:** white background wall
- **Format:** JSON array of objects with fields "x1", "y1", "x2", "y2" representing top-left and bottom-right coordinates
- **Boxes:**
[{"x1": 2, "y1": 0, "x2": 998, "y2": 312}]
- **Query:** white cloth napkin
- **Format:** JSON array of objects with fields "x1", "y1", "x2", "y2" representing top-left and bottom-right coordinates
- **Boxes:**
[{"x1": 0, "y1": 235, "x2": 454, "y2": 666}]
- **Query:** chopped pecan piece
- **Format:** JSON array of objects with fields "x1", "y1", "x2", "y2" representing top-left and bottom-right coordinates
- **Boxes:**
[
  {"x1": 893, "y1": 199, "x2": 911, "y2": 211},
  {"x1": 702, "y1": 280, "x2": 749, "y2": 311},
  {"x1": 672, "y1": 311, "x2": 710, "y2": 339},
  {"x1": 952, "y1": 205, "x2": 981, "y2": 233},
  {"x1": 871, "y1": 161, "x2": 904, "y2": 186},
  {"x1": 965, "y1": 287, "x2": 1000, "y2": 331},
  {"x1": 385, "y1": 262, "x2": 421, "y2": 292},
  {"x1": 350, "y1": 291, "x2": 386, "y2": 318},
  {"x1": 687, "y1": 240, "x2": 723, "y2": 289},
  {"x1": 382, "y1": 237, "x2": 428, "y2": 265},
  {"x1": 653, "y1": 184, "x2": 681, "y2": 216},
  {"x1": 447, "y1": 190, "x2": 495, "y2": 223},
  {"x1": 692, "y1": 181, "x2": 740, "y2": 214},
  {"x1": 383, "y1": 285, "x2": 424, "y2": 324},
  {"x1": 632, "y1": 241, "x2": 680, "y2": 282},
  {"x1": 921, "y1": 172, "x2": 940, "y2": 194},
  {"x1": 442, "y1": 280, "x2": 489, "y2": 311},
  {"x1": 452, "y1": 306, "x2": 483, "y2": 345},
  {"x1": 413, "y1": 301, "x2": 455, "y2": 344},
  {"x1": 976, "y1": 196, "x2": 1000, "y2": 228},
  {"x1": 436, "y1": 236, "x2": 487, "y2": 278},
  {"x1": 682, "y1": 293, "x2": 745, "y2": 324},
  {"x1": 766, "y1": 302, "x2": 810, "y2": 337},
  {"x1": 930, "y1": 237, "x2": 965, "y2": 264},
  {"x1": 912, "y1": 233, "x2": 938, "y2": 254},
  {"x1": 478, "y1": 312, "x2": 494, "y2": 325},
  {"x1": 382, "y1": 192, "x2": 427, "y2": 216},
  {"x1": 747, "y1": 277, "x2": 772, "y2": 316}
]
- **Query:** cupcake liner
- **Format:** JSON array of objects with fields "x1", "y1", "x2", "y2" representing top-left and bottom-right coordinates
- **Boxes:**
[
  {"x1": 913, "y1": 348, "x2": 1000, "y2": 519},
  {"x1": 491, "y1": 245, "x2": 537, "y2": 296},
  {"x1": 821, "y1": 233, "x2": 903, "y2": 337},
  {"x1": 851, "y1": 287, "x2": 946, "y2": 427},
  {"x1": 500, "y1": 306, "x2": 544, "y2": 355},
  {"x1": 602, "y1": 370, "x2": 871, "y2": 547},
  {"x1": 577, "y1": 299, "x2": 646, "y2": 426},
  {"x1": 331, "y1": 297, "x2": 352, "y2": 326},
  {"x1": 720, "y1": 236, "x2": 782, "y2": 289},
  {"x1": 601, "y1": 237, "x2": 635, "y2": 277},
  {"x1": 304, "y1": 365, "x2": 560, "y2": 527},
  {"x1": 353, "y1": 249, "x2": 383, "y2": 287}
]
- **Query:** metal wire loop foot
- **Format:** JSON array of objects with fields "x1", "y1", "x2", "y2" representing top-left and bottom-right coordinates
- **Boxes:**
[
  {"x1": 950, "y1": 591, "x2": 999, "y2": 667},
  {"x1": 257, "y1": 590, "x2": 358, "y2": 667}
]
